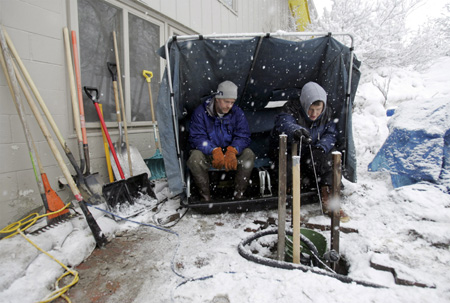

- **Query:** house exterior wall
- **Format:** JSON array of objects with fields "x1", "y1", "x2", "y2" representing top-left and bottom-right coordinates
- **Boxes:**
[{"x1": 0, "y1": 0, "x2": 293, "y2": 228}]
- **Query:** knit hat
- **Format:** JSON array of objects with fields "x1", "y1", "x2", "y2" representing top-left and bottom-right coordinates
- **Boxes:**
[
  {"x1": 299, "y1": 82, "x2": 327, "y2": 113},
  {"x1": 216, "y1": 81, "x2": 238, "y2": 99}
]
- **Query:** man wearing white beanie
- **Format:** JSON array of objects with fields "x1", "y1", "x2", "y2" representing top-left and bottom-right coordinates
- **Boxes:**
[
  {"x1": 272, "y1": 82, "x2": 349, "y2": 222},
  {"x1": 187, "y1": 80, "x2": 255, "y2": 202}
]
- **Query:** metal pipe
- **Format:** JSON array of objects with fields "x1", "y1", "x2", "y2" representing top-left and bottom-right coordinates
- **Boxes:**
[
  {"x1": 343, "y1": 36, "x2": 355, "y2": 169},
  {"x1": 168, "y1": 32, "x2": 355, "y2": 42},
  {"x1": 164, "y1": 37, "x2": 184, "y2": 186}
]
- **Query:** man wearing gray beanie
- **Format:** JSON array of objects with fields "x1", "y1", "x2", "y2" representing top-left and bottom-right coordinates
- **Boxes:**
[
  {"x1": 187, "y1": 81, "x2": 255, "y2": 202},
  {"x1": 272, "y1": 82, "x2": 349, "y2": 222}
]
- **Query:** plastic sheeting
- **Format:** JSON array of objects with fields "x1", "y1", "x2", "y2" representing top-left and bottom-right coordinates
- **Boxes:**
[
  {"x1": 156, "y1": 34, "x2": 361, "y2": 195},
  {"x1": 369, "y1": 98, "x2": 450, "y2": 191}
]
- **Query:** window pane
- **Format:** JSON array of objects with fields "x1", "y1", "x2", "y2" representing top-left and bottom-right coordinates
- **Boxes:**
[
  {"x1": 128, "y1": 14, "x2": 160, "y2": 122},
  {"x1": 78, "y1": 0, "x2": 122, "y2": 123},
  {"x1": 222, "y1": 0, "x2": 234, "y2": 9}
]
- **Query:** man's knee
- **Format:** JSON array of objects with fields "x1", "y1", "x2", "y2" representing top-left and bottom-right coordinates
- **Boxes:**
[
  {"x1": 238, "y1": 148, "x2": 255, "y2": 171},
  {"x1": 187, "y1": 150, "x2": 209, "y2": 171}
]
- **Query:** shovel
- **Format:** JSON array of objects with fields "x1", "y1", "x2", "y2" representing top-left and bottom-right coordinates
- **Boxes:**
[
  {"x1": 107, "y1": 62, "x2": 125, "y2": 158},
  {"x1": 65, "y1": 28, "x2": 105, "y2": 201},
  {"x1": 107, "y1": 63, "x2": 151, "y2": 180},
  {"x1": 84, "y1": 87, "x2": 156, "y2": 210},
  {"x1": 142, "y1": 70, "x2": 166, "y2": 180}
]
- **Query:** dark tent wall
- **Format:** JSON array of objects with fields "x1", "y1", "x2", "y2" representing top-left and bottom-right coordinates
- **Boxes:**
[{"x1": 157, "y1": 34, "x2": 361, "y2": 196}]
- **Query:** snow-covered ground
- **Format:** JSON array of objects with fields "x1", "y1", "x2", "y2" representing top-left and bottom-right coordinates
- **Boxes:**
[{"x1": 1, "y1": 57, "x2": 450, "y2": 303}]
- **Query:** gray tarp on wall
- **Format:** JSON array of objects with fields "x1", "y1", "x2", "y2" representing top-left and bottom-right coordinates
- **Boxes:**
[{"x1": 156, "y1": 35, "x2": 361, "y2": 195}]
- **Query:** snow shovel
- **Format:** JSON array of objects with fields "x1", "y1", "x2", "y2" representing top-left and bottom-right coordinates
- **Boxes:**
[
  {"x1": 142, "y1": 70, "x2": 166, "y2": 180},
  {"x1": 0, "y1": 43, "x2": 69, "y2": 224},
  {"x1": 84, "y1": 86, "x2": 156, "y2": 210},
  {"x1": 65, "y1": 28, "x2": 105, "y2": 201},
  {"x1": 107, "y1": 62, "x2": 151, "y2": 180}
]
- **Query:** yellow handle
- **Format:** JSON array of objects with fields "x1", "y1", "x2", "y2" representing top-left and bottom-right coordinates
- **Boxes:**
[
  {"x1": 99, "y1": 104, "x2": 114, "y2": 183},
  {"x1": 143, "y1": 70, "x2": 153, "y2": 83}
]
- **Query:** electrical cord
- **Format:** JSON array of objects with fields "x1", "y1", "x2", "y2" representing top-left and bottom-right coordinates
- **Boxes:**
[
  {"x1": 0, "y1": 203, "x2": 78, "y2": 303},
  {"x1": 85, "y1": 201, "x2": 187, "y2": 280},
  {"x1": 151, "y1": 196, "x2": 190, "y2": 228}
]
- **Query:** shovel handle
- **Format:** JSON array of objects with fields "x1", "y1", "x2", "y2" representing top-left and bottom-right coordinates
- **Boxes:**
[
  {"x1": 83, "y1": 86, "x2": 125, "y2": 180},
  {"x1": 84, "y1": 86, "x2": 99, "y2": 103},
  {"x1": 143, "y1": 70, "x2": 153, "y2": 83},
  {"x1": 107, "y1": 62, "x2": 117, "y2": 81}
]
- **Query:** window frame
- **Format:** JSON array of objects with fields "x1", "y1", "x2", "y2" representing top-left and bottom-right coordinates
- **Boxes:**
[
  {"x1": 68, "y1": 0, "x2": 165, "y2": 128},
  {"x1": 219, "y1": 0, "x2": 238, "y2": 14}
]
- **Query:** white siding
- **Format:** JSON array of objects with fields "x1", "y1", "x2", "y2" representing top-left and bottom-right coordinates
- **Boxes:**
[{"x1": 138, "y1": 0, "x2": 289, "y2": 34}]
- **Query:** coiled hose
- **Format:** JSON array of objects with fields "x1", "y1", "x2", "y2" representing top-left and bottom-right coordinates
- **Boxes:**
[{"x1": 238, "y1": 227, "x2": 385, "y2": 288}]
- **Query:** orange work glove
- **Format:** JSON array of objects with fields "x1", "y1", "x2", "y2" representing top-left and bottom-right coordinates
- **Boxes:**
[
  {"x1": 224, "y1": 146, "x2": 238, "y2": 171},
  {"x1": 211, "y1": 147, "x2": 225, "y2": 169}
]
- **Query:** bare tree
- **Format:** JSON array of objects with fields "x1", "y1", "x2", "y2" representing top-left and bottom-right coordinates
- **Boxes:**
[
  {"x1": 403, "y1": 3, "x2": 450, "y2": 68},
  {"x1": 372, "y1": 70, "x2": 392, "y2": 107}
]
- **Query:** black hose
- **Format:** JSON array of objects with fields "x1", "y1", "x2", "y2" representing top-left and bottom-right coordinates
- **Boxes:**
[{"x1": 238, "y1": 227, "x2": 385, "y2": 288}]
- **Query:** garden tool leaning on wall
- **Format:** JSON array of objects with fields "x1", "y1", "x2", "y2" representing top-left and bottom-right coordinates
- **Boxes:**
[
  {"x1": 0, "y1": 37, "x2": 69, "y2": 225},
  {"x1": 0, "y1": 28, "x2": 107, "y2": 247},
  {"x1": 106, "y1": 62, "x2": 151, "y2": 180},
  {"x1": 2, "y1": 28, "x2": 107, "y2": 206},
  {"x1": 65, "y1": 28, "x2": 106, "y2": 202},
  {"x1": 143, "y1": 70, "x2": 166, "y2": 180},
  {"x1": 84, "y1": 86, "x2": 156, "y2": 214}
]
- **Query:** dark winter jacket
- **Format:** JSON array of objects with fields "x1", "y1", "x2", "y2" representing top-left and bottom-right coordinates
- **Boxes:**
[
  {"x1": 272, "y1": 98, "x2": 337, "y2": 153},
  {"x1": 189, "y1": 97, "x2": 251, "y2": 155}
]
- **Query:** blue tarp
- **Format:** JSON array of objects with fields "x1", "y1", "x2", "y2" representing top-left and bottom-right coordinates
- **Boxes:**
[{"x1": 369, "y1": 98, "x2": 450, "y2": 191}]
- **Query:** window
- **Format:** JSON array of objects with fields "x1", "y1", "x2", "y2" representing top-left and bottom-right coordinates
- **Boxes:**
[
  {"x1": 220, "y1": 0, "x2": 237, "y2": 12},
  {"x1": 128, "y1": 13, "x2": 160, "y2": 122},
  {"x1": 77, "y1": 0, "x2": 162, "y2": 124}
]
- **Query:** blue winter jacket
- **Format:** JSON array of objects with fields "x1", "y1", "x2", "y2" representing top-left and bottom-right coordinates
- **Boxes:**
[
  {"x1": 272, "y1": 99, "x2": 337, "y2": 153},
  {"x1": 189, "y1": 97, "x2": 251, "y2": 155}
]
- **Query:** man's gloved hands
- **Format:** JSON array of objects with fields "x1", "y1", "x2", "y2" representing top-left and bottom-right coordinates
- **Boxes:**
[
  {"x1": 212, "y1": 147, "x2": 225, "y2": 169},
  {"x1": 293, "y1": 128, "x2": 312, "y2": 144},
  {"x1": 224, "y1": 146, "x2": 238, "y2": 171}
]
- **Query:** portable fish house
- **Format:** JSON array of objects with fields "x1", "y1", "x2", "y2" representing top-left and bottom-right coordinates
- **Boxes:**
[{"x1": 156, "y1": 32, "x2": 361, "y2": 211}]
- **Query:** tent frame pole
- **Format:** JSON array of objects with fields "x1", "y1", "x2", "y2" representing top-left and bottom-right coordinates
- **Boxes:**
[{"x1": 163, "y1": 32, "x2": 355, "y2": 189}]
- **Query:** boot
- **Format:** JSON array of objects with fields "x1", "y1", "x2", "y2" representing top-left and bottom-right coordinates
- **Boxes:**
[
  {"x1": 192, "y1": 172, "x2": 211, "y2": 202},
  {"x1": 321, "y1": 186, "x2": 350, "y2": 223}
]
